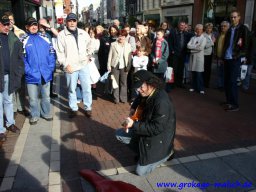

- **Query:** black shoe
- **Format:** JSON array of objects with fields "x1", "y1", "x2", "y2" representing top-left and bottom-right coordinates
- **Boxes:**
[
  {"x1": 18, "y1": 109, "x2": 30, "y2": 117},
  {"x1": 50, "y1": 93, "x2": 58, "y2": 98},
  {"x1": 69, "y1": 110, "x2": 78, "y2": 118},
  {"x1": 0, "y1": 133, "x2": 7, "y2": 142},
  {"x1": 225, "y1": 106, "x2": 239, "y2": 112},
  {"x1": 42, "y1": 116, "x2": 53, "y2": 121},
  {"x1": 6, "y1": 124, "x2": 20, "y2": 134},
  {"x1": 85, "y1": 110, "x2": 92, "y2": 118},
  {"x1": 167, "y1": 149, "x2": 175, "y2": 161}
]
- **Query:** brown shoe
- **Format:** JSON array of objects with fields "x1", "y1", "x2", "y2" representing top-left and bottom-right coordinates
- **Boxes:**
[
  {"x1": 0, "y1": 133, "x2": 7, "y2": 142},
  {"x1": 6, "y1": 125, "x2": 20, "y2": 134},
  {"x1": 69, "y1": 110, "x2": 78, "y2": 118},
  {"x1": 85, "y1": 110, "x2": 92, "y2": 118}
]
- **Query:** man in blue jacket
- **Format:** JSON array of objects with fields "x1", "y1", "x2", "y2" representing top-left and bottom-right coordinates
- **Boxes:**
[
  {"x1": 0, "y1": 12, "x2": 24, "y2": 141},
  {"x1": 21, "y1": 17, "x2": 56, "y2": 125}
]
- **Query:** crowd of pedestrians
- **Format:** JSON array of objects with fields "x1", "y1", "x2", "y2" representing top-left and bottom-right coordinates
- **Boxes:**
[{"x1": 0, "y1": 9, "x2": 255, "y2": 175}]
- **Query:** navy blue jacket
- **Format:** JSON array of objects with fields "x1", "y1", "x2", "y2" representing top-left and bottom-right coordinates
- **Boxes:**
[{"x1": 21, "y1": 33, "x2": 55, "y2": 84}]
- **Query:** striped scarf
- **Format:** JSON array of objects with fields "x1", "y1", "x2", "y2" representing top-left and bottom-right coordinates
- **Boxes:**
[{"x1": 155, "y1": 38, "x2": 164, "y2": 61}]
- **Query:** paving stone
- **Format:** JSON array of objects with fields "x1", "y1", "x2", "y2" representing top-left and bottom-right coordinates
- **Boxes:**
[
  {"x1": 0, "y1": 177, "x2": 14, "y2": 191},
  {"x1": 182, "y1": 158, "x2": 249, "y2": 192},
  {"x1": 117, "y1": 165, "x2": 136, "y2": 174},
  {"x1": 197, "y1": 152, "x2": 217, "y2": 160},
  {"x1": 51, "y1": 143, "x2": 60, "y2": 152},
  {"x1": 214, "y1": 150, "x2": 234, "y2": 157},
  {"x1": 49, "y1": 185, "x2": 61, "y2": 192},
  {"x1": 231, "y1": 148, "x2": 250, "y2": 154},
  {"x1": 161, "y1": 158, "x2": 180, "y2": 166},
  {"x1": 108, "y1": 172, "x2": 153, "y2": 192},
  {"x1": 5, "y1": 165, "x2": 18, "y2": 177},
  {"x1": 97, "y1": 168, "x2": 117, "y2": 176},
  {"x1": 221, "y1": 152, "x2": 256, "y2": 189},
  {"x1": 49, "y1": 172, "x2": 61, "y2": 185},
  {"x1": 50, "y1": 151, "x2": 60, "y2": 161},
  {"x1": 146, "y1": 165, "x2": 202, "y2": 192},
  {"x1": 178, "y1": 155, "x2": 199, "y2": 163},
  {"x1": 50, "y1": 161, "x2": 60, "y2": 172}
]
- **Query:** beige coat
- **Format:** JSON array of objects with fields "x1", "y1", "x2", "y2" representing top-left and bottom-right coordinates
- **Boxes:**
[
  {"x1": 56, "y1": 27, "x2": 92, "y2": 72},
  {"x1": 187, "y1": 34, "x2": 206, "y2": 72},
  {"x1": 107, "y1": 41, "x2": 132, "y2": 71}
]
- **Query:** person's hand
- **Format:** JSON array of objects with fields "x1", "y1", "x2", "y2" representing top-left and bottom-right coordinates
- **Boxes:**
[
  {"x1": 39, "y1": 20, "x2": 50, "y2": 29},
  {"x1": 65, "y1": 64, "x2": 73, "y2": 74},
  {"x1": 122, "y1": 117, "x2": 134, "y2": 133}
]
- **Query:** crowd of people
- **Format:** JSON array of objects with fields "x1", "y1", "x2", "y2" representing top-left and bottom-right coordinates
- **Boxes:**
[{"x1": 0, "y1": 9, "x2": 255, "y2": 175}]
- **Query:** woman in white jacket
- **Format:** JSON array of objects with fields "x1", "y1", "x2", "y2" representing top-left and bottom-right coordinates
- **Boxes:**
[
  {"x1": 187, "y1": 24, "x2": 207, "y2": 94},
  {"x1": 88, "y1": 27, "x2": 100, "y2": 69}
]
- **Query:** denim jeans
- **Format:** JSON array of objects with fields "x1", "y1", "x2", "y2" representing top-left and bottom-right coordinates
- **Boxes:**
[
  {"x1": 27, "y1": 82, "x2": 51, "y2": 119},
  {"x1": 0, "y1": 75, "x2": 15, "y2": 133},
  {"x1": 66, "y1": 65, "x2": 92, "y2": 111},
  {"x1": 116, "y1": 128, "x2": 170, "y2": 176},
  {"x1": 242, "y1": 64, "x2": 253, "y2": 90}
]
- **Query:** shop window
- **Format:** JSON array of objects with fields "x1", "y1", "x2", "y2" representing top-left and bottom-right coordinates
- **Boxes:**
[{"x1": 204, "y1": 0, "x2": 237, "y2": 25}]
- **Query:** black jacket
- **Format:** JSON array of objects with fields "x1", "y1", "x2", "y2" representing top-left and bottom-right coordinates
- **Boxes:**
[
  {"x1": 0, "y1": 31, "x2": 24, "y2": 94},
  {"x1": 131, "y1": 89, "x2": 176, "y2": 165},
  {"x1": 222, "y1": 24, "x2": 249, "y2": 60}
]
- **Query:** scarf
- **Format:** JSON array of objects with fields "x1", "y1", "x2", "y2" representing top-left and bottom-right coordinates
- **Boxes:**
[{"x1": 155, "y1": 38, "x2": 164, "y2": 61}]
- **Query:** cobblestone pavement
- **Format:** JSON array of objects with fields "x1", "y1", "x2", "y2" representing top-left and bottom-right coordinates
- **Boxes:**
[{"x1": 0, "y1": 70, "x2": 256, "y2": 191}]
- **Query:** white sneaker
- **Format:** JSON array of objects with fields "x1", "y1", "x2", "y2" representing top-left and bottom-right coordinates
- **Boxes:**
[
  {"x1": 189, "y1": 88, "x2": 194, "y2": 92},
  {"x1": 200, "y1": 91, "x2": 205, "y2": 94}
]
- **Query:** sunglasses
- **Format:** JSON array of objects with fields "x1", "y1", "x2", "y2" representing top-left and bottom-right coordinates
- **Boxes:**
[{"x1": 2, "y1": 23, "x2": 10, "y2": 26}]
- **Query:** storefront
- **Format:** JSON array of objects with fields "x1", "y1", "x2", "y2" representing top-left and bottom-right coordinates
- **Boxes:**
[
  {"x1": 144, "y1": 10, "x2": 161, "y2": 27},
  {"x1": 10, "y1": 0, "x2": 41, "y2": 30},
  {"x1": 0, "y1": 0, "x2": 12, "y2": 13},
  {"x1": 162, "y1": 5, "x2": 193, "y2": 28}
]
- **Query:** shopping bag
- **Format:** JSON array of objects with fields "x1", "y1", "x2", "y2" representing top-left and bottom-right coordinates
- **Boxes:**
[
  {"x1": 89, "y1": 58, "x2": 101, "y2": 84},
  {"x1": 240, "y1": 64, "x2": 247, "y2": 80},
  {"x1": 111, "y1": 75, "x2": 119, "y2": 89},
  {"x1": 165, "y1": 67, "x2": 174, "y2": 83}
]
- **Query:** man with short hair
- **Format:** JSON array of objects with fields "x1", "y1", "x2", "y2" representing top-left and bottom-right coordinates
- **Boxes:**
[
  {"x1": 222, "y1": 10, "x2": 249, "y2": 112},
  {"x1": 21, "y1": 17, "x2": 56, "y2": 124},
  {"x1": 0, "y1": 12, "x2": 24, "y2": 141},
  {"x1": 56, "y1": 13, "x2": 93, "y2": 118}
]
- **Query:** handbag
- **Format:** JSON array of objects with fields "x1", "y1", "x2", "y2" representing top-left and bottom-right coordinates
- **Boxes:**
[
  {"x1": 164, "y1": 67, "x2": 175, "y2": 83},
  {"x1": 89, "y1": 58, "x2": 100, "y2": 84}
]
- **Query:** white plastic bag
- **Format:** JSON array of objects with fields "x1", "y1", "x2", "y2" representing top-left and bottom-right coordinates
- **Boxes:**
[
  {"x1": 240, "y1": 64, "x2": 247, "y2": 80},
  {"x1": 89, "y1": 58, "x2": 100, "y2": 84}
]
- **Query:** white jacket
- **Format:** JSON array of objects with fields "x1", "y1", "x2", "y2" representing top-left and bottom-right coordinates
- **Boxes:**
[{"x1": 56, "y1": 27, "x2": 92, "y2": 72}]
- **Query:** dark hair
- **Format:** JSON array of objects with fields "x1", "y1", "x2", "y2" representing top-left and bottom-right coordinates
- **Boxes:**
[
  {"x1": 119, "y1": 29, "x2": 128, "y2": 37},
  {"x1": 88, "y1": 27, "x2": 97, "y2": 35},
  {"x1": 109, "y1": 25, "x2": 119, "y2": 36},
  {"x1": 145, "y1": 75, "x2": 164, "y2": 90},
  {"x1": 155, "y1": 28, "x2": 165, "y2": 34},
  {"x1": 124, "y1": 24, "x2": 130, "y2": 29},
  {"x1": 77, "y1": 22, "x2": 85, "y2": 29},
  {"x1": 230, "y1": 9, "x2": 240, "y2": 16},
  {"x1": 3, "y1": 10, "x2": 13, "y2": 17}
]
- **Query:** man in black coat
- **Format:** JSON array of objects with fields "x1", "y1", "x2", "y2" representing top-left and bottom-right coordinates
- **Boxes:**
[
  {"x1": 0, "y1": 12, "x2": 24, "y2": 141},
  {"x1": 222, "y1": 10, "x2": 249, "y2": 112},
  {"x1": 116, "y1": 70, "x2": 176, "y2": 176}
]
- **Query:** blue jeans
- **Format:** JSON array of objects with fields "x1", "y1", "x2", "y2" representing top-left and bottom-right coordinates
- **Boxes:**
[
  {"x1": 27, "y1": 82, "x2": 52, "y2": 119},
  {"x1": 242, "y1": 64, "x2": 253, "y2": 90},
  {"x1": 0, "y1": 75, "x2": 15, "y2": 133},
  {"x1": 116, "y1": 128, "x2": 170, "y2": 176},
  {"x1": 66, "y1": 65, "x2": 92, "y2": 111}
]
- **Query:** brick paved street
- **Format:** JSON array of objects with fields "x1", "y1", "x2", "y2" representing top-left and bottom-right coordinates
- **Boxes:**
[{"x1": 0, "y1": 71, "x2": 256, "y2": 191}]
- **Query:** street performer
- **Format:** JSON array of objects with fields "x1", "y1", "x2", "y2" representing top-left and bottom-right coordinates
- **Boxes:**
[{"x1": 116, "y1": 70, "x2": 176, "y2": 176}]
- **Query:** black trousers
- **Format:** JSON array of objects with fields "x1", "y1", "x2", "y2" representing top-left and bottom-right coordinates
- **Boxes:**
[
  {"x1": 172, "y1": 54, "x2": 185, "y2": 87},
  {"x1": 203, "y1": 54, "x2": 213, "y2": 88}
]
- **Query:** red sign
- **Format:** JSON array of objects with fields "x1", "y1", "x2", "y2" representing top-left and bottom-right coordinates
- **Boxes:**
[{"x1": 26, "y1": 0, "x2": 41, "y2": 5}]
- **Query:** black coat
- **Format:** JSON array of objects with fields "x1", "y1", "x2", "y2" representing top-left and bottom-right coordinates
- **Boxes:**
[
  {"x1": 131, "y1": 89, "x2": 176, "y2": 166},
  {"x1": 98, "y1": 35, "x2": 111, "y2": 75},
  {"x1": 0, "y1": 31, "x2": 24, "y2": 94},
  {"x1": 222, "y1": 24, "x2": 249, "y2": 60}
]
